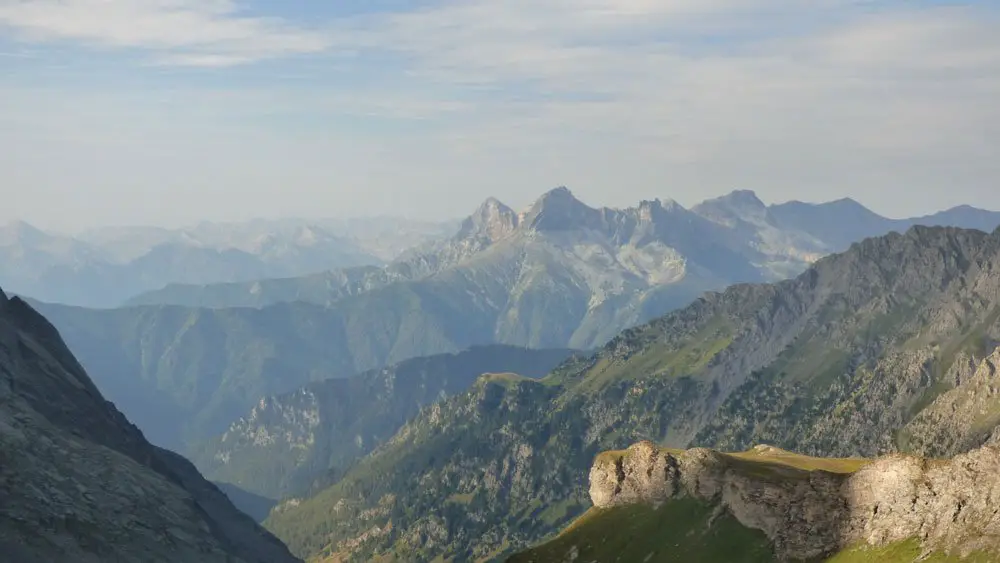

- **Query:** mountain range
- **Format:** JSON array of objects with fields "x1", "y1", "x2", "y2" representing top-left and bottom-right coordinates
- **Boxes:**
[
  {"x1": 126, "y1": 189, "x2": 1000, "y2": 311},
  {"x1": 259, "y1": 225, "x2": 1000, "y2": 561},
  {"x1": 5, "y1": 201, "x2": 1000, "y2": 561},
  {"x1": 0, "y1": 287, "x2": 301, "y2": 562},
  {"x1": 0, "y1": 216, "x2": 456, "y2": 307},
  {"x1": 18, "y1": 190, "x2": 1000, "y2": 463}
]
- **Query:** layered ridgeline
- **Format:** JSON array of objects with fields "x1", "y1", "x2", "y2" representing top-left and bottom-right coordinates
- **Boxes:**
[
  {"x1": 22, "y1": 189, "x2": 767, "y2": 452},
  {"x1": 511, "y1": 441, "x2": 1000, "y2": 562},
  {"x1": 26, "y1": 191, "x2": 1000, "y2": 453},
  {"x1": 23, "y1": 293, "x2": 574, "y2": 458},
  {"x1": 190, "y1": 346, "x2": 576, "y2": 499},
  {"x1": 0, "y1": 219, "x2": 393, "y2": 308},
  {"x1": 27, "y1": 300, "x2": 385, "y2": 452},
  {"x1": 128, "y1": 189, "x2": 1000, "y2": 310},
  {"x1": 264, "y1": 226, "x2": 1000, "y2": 562},
  {"x1": 0, "y1": 288, "x2": 300, "y2": 563},
  {"x1": 128, "y1": 189, "x2": 776, "y2": 337},
  {"x1": 32, "y1": 192, "x2": 999, "y2": 447}
]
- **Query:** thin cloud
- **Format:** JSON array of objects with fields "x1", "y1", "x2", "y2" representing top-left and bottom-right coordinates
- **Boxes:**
[
  {"x1": 0, "y1": 0, "x2": 998, "y2": 227},
  {"x1": 0, "y1": 0, "x2": 331, "y2": 65}
]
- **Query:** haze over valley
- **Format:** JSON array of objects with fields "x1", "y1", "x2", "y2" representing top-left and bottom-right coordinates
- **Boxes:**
[{"x1": 2, "y1": 0, "x2": 1000, "y2": 562}]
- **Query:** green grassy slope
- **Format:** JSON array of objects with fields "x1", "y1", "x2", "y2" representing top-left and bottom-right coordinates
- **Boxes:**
[
  {"x1": 507, "y1": 499, "x2": 776, "y2": 563},
  {"x1": 510, "y1": 446, "x2": 993, "y2": 563},
  {"x1": 511, "y1": 507, "x2": 998, "y2": 563}
]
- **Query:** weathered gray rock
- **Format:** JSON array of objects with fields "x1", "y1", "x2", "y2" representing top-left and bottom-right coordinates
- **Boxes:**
[
  {"x1": 590, "y1": 442, "x2": 1000, "y2": 561},
  {"x1": 588, "y1": 441, "x2": 680, "y2": 508},
  {"x1": 901, "y1": 348, "x2": 1000, "y2": 456},
  {"x1": 0, "y1": 289, "x2": 301, "y2": 563}
]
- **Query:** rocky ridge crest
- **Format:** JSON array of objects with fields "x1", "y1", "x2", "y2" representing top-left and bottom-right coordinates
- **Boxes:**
[{"x1": 590, "y1": 441, "x2": 1000, "y2": 561}]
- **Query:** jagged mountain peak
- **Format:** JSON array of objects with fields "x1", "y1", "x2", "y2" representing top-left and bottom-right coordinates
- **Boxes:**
[
  {"x1": 520, "y1": 186, "x2": 600, "y2": 232},
  {"x1": 457, "y1": 196, "x2": 519, "y2": 242},
  {"x1": 525, "y1": 186, "x2": 586, "y2": 213},
  {"x1": 632, "y1": 198, "x2": 697, "y2": 227},
  {"x1": 635, "y1": 199, "x2": 662, "y2": 222},
  {"x1": 0, "y1": 286, "x2": 7, "y2": 304},
  {"x1": 477, "y1": 196, "x2": 508, "y2": 211},
  {"x1": 473, "y1": 196, "x2": 516, "y2": 221}
]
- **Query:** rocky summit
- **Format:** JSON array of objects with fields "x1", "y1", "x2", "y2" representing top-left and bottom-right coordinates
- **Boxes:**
[
  {"x1": 0, "y1": 287, "x2": 300, "y2": 563},
  {"x1": 511, "y1": 441, "x2": 1000, "y2": 562},
  {"x1": 587, "y1": 441, "x2": 1000, "y2": 561}
]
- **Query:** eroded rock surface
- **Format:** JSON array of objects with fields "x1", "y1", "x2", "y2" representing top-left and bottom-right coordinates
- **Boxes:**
[{"x1": 590, "y1": 441, "x2": 1000, "y2": 561}]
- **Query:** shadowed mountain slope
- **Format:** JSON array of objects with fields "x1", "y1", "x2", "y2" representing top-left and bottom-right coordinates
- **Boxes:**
[{"x1": 0, "y1": 288, "x2": 300, "y2": 563}]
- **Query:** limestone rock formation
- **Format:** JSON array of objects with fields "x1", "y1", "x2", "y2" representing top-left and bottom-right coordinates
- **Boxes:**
[
  {"x1": 590, "y1": 441, "x2": 1000, "y2": 561},
  {"x1": 0, "y1": 288, "x2": 301, "y2": 563}
]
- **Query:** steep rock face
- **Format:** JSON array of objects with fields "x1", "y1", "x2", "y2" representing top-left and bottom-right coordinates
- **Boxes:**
[
  {"x1": 590, "y1": 442, "x2": 1000, "y2": 560},
  {"x1": 0, "y1": 288, "x2": 300, "y2": 563},
  {"x1": 460, "y1": 197, "x2": 520, "y2": 243}
]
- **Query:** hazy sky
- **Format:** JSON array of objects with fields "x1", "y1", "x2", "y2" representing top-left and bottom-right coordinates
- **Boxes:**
[{"x1": 1, "y1": 0, "x2": 998, "y2": 231}]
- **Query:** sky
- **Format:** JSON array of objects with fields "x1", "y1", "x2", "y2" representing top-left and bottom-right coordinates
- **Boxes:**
[{"x1": 1, "y1": 0, "x2": 998, "y2": 231}]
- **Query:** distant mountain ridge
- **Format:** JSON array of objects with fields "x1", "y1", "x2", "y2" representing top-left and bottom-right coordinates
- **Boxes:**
[
  {"x1": 0, "y1": 216, "x2": 457, "y2": 307},
  {"x1": 127, "y1": 189, "x2": 1000, "y2": 310},
  {"x1": 23, "y1": 191, "x2": 1000, "y2": 460}
]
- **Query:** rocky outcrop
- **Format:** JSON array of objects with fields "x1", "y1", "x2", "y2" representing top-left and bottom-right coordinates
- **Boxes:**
[
  {"x1": 590, "y1": 441, "x2": 1000, "y2": 561},
  {"x1": 901, "y1": 347, "x2": 1000, "y2": 456},
  {"x1": 0, "y1": 288, "x2": 301, "y2": 563}
]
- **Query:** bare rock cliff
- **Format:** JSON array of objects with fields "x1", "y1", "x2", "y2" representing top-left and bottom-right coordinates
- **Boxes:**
[{"x1": 590, "y1": 441, "x2": 1000, "y2": 561}]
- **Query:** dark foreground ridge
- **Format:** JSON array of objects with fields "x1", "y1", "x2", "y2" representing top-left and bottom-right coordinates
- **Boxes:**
[{"x1": 0, "y1": 287, "x2": 301, "y2": 563}]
